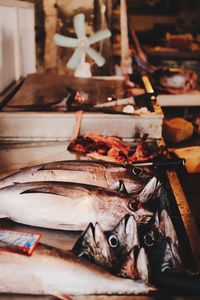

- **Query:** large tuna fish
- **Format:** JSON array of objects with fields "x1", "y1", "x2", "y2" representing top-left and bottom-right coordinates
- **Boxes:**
[
  {"x1": 0, "y1": 243, "x2": 150, "y2": 296},
  {"x1": 0, "y1": 181, "x2": 153, "y2": 231},
  {"x1": 0, "y1": 160, "x2": 152, "y2": 193}
]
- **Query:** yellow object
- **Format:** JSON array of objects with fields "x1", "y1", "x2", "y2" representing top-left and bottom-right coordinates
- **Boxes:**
[
  {"x1": 163, "y1": 118, "x2": 193, "y2": 143},
  {"x1": 174, "y1": 146, "x2": 200, "y2": 173}
]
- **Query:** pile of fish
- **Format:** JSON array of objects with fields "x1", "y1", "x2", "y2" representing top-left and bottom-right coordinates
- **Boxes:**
[
  {"x1": 73, "y1": 209, "x2": 182, "y2": 282},
  {"x1": 0, "y1": 159, "x2": 183, "y2": 296}
]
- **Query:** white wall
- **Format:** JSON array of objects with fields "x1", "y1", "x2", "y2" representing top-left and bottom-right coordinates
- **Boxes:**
[{"x1": 0, "y1": 0, "x2": 36, "y2": 93}]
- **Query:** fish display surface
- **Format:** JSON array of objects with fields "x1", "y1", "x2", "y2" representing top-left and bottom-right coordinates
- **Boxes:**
[
  {"x1": 0, "y1": 181, "x2": 154, "y2": 231},
  {"x1": 0, "y1": 160, "x2": 152, "y2": 193},
  {"x1": 0, "y1": 243, "x2": 150, "y2": 296}
]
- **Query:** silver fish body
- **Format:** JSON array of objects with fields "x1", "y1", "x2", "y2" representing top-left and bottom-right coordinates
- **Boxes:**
[
  {"x1": 0, "y1": 160, "x2": 151, "y2": 193},
  {"x1": 0, "y1": 181, "x2": 149, "y2": 231},
  {"x1": 0, "y1": 243, "x2": 149, "y2": 296}
]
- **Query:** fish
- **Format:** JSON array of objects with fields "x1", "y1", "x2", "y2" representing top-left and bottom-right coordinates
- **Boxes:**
[
  {"x1": 72, "y1": 215, "x2": 150, "y2": 283},
  {"x1": 139, "y1": 209, "x2": 182, "y2": 277},
  {"x1": 72, "y1": 214, "x2": 146, "y2": 268},
  {"x1": 138, "y1": 177, "x2": 161, "y2": 204},
  {"x1": 137, "y1": 177, "x2": 171, "y2": 213},
  {"x1": 72, "y1": 222, "x2": 114, "y2": 270},
  {"x1": 159, "y1": 209, "x2": 182, "y2": 269},
  {"x1": 107, "y1": 214, "x2": 150, "y2": 282},
  {"x1": 0, "y1": 243, "x2": 150, "y2": 296},
  {"x1": 107, "y1": 214, "x2": 140, "y2": 258},
  {"x1": 107, "y1": 214, "x2": 140, "y2": 280},
  {"x1": 0, "y1": 181, "x2": 154, "y2": 231},
  {"x1": 0, "y1": 160, "x2": 152, "y2": 194}
]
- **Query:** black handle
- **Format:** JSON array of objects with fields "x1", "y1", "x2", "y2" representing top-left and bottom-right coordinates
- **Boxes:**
[{"x1": 154, "y1": 158, "x2": 185, "y2": 168}]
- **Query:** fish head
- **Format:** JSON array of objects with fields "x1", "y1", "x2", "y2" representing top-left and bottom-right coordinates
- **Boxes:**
[
  {"x1": 137, "y1": 177, "x2": 163, "y2": 211},
  {"x1": 119, "y1": 166, "x2": 154, "y2": 195},
  {"x1": 139, "y1": 222, "x2": 172, "y2": 276},
  {"x1": 139, "y1": 210, "x2": 165, "y2": 253},
  {"x1": 159, "y1": 209, "x2": 182, "y2": 268},
  {"x1": 148, "y1": 236, "x2": 175, "y2": 277},
  {"x1": 72, "y1": 222, "x2": 114, "y2": 269},
  {"x1": 139, "y1": 210, "x2": 182, "y2": 277},
  {"x1": 111, "y1": 178, "x2": 144, "y2": 196},
  {"x1": 72, "y1": 223, "x2": 96, "y2": 263},
  {"x1": 107, "y1": 214, "x2": 139, "y2": 259}
]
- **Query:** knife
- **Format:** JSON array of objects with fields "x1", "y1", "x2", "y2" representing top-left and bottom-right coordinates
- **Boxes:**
[
  {"x1": 131, "y1": 158, "x2": 185, "y2": 168},
  {"x1": 94, "y1": 97, "x2": 135, "y2": 108}
]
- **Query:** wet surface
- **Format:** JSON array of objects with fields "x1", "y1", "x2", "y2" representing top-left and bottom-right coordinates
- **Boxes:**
[{"x1": 2, "y1": 74, "x2": 125, "y2": 110}]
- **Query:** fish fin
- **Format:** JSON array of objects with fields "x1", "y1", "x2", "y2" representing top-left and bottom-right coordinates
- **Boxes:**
[
  {"x1": 118, "y1": 180, "x2": 128, "y2": 195},
  {"x1": 20, "y1": 185, "x2": 69, "y2": 197},
  {"x1": 53, "y1": 293, "x2": 74, "y2": 300}
]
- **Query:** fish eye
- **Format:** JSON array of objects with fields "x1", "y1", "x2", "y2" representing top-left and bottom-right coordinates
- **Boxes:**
[
  {"x1": 132, "y1": 167, "x2": 143, "y2": 177},
  {"x1": 161, "y1": 262, "x2": 172, "y2": 273},
  {"x1": 144, "y1": 232, "x2": 155, "y2": 247},
  {"x1": 128, "y1": 199, "x2": 138, "y2": 211},
  {"x1": 78, "y1": 251, "x2": 93, "y2": 262},
  {"x1": 108, "y1": 234, "x2": 119, "y2": 248}
]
